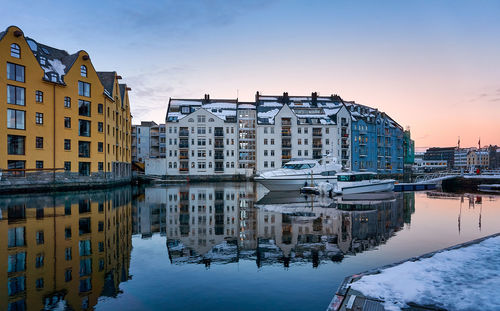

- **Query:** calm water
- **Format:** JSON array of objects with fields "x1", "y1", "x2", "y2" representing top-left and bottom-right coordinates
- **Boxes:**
[{"x1": 1, "y1": 183, "x2": 499, "y2": 311}]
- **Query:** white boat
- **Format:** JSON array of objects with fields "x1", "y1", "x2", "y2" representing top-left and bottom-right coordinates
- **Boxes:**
[
  {"x1": 334, "y1": 172, "x2": 395, "y2": 195},
  {"x1": 254, "y1": 157, "x2": 342, "y2": 191}
]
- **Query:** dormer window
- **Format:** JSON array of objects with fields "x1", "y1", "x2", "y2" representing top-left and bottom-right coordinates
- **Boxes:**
[
  {"x1": 40, "y1": 56, "x2": 46, "y2": 65},
  {"x1": 80, "y1": 65, "x2": 87, "y2": 77},
  {"x1": 11, "y1": 44, "x2": 20, "y2": 58},
  {"x1": 181, "y1": 106, "x2": 190, "y2": 114}
]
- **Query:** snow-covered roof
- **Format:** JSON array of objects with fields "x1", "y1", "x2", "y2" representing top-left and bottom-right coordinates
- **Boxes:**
[
  {"x1": 25, "y1": 37, "x2": 80, "y2": 85},
  {"x1": 167, "y1": 98, "x2": 238, "y2": 123},
  {"x1": 256, "y1": 95, "x2": 345, "y2": 125}
]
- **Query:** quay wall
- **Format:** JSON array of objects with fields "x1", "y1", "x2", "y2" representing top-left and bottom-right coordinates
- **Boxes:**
[{"x1": 0, "y1": 170, "x2": 131, "y2": 194}]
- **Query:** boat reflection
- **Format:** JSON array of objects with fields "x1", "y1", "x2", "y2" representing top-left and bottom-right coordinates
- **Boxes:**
[
  {"x1": 0, "y1": 187, "x2": 133, "y2": 311},
  {"x1": 135, "y1": 183, "x2": 415, "y2": 268}
]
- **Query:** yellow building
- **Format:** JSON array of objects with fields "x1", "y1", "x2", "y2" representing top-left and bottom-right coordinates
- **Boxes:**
[
  {"x1": 467, "y1": 149, "x2": 489, "y2": 169},
  {"x1": 0, "y1": 25, "x2": 131, "y2": 182},
  {"x1": 0, "y1": 187, "x2": 132, "y2": 310}
]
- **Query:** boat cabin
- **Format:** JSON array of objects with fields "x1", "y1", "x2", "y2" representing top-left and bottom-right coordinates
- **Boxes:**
[
  {"x1": 282, "y1": 162, "x2": 317, "y2": 170},
  {"x1": 337, "y1": 173, "x2": 377, "y2": 182}
]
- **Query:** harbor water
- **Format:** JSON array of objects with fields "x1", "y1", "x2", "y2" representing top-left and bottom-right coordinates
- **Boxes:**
[{"x1": 1, "y1": 183, "x2": 499, "y2": 311}]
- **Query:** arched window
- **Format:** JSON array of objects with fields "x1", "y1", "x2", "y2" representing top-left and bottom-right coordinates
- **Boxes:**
[
  {"x1": 80, "y1": 65, "x2": 87, "y2": 77},
  {"x1": 188, "y1": 118, "x2": 194, "y2": 122},
  {"x1": 209, "y1": 118, "x2": 215, "y2": 122},
  {"x1": 10, "y1": 44, "x2": 20, "y2": 58}
]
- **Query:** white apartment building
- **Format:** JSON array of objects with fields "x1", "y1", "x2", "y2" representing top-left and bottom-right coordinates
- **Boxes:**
[
  {"x1": 454, "y1": 148, "x2": 471, "y2": 170},
  {"x1": 132, "y1": 121, "x2": 166, "y2": 163},
  {"x1": 165, "y1": 96, "x2": 240, "y2": 176},
  {"x1": 255, "y1": 92, "x2": 351, "y2": 172}
]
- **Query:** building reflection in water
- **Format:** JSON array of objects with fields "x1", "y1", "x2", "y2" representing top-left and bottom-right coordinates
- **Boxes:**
[
  {"x1": 0, "y1": 187, "x2": 132, "y2": 311},
  {"x1": 134, "y1": 183, "x2": 415, "y2": 268}
]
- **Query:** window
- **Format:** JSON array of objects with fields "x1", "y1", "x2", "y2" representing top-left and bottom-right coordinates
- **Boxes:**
[
  {"x1": 78, "y1": 100, "x2": 91, "y2": 116},
  {"x1": 80, "y1": 65, "x2": 87, "y2": 77},
  {"x1": 7, "y1": 135, "x2": 25, "y2": 155},
  {"x1": 79, "y1": 120, "x2": 91, "y2": 137},
  {"x1": 264, "y1": 139, "x2": 268, "y2": 145},
  {"x1": 197, "y1": 127, "x2": 206, "y2": 134},
  {"x1": 98, "y1": 162, "x2": 103, "y2": 171},
  {"x1": 7, "y1": 85, "x2": 25, "y2": 106},
  {"x1": 264, "y1": 161, "x2": 268, "y2": 168},
  {"x1": 35, "y1": 254, "x2": 44, "y2": 268},
  {"x1": 7, "y1": 160, "x2": 25, "y2": 177},
  {"x1": 78, "y1": 81, "x2": 90, "y2": 97},
  {"x1": 35, "y1": 90, "x2": 43, "y2": 103},
  {"x1": 98, "y1": 221, "x2": 104, "y2": 231},
  {"x1": 8, "y1": 227, "x2": 25, "y2": 247},
  {"x1": 35, "y1": 136, "x2": 43, "y2": 149},
  {"x1": 298, "y1": 127, "x2": 301, "y2": 134},
  {"x1": 40, "y1": 56, "x2": 46, "y2": 65},
  {"x1": 98, "y1": 122, "x2": 103, "y2": 132},
  {"x1": 79, "y1": 240, "x2": 92, "y2": 256},
  {"x1": 64, "y1": 161, "x2": 71, "y2": 171},
  {"x1": 97, "y1": 103, "x2": 103, "y2": 114},
  {"x1": 271, "y1": 161, "x2": 275, "y2": 167},
  {"x1": 35, "y1": 112, "x2": 43, "y2": 124},
  {"x1": 65, "y1": 269, "x2": 72, "y2": 282},
  {"x1": 79, "y1": 162, "x2": 90, "y2": 176},
  {"x1": 10, "y1": 43, "x2": 20, "y2": 58},
  {"x1": 197, "y1": 115, "x2": 206, "y2": 123},
  {"x1": 8, "y1": 252, "x2": 26, "y2": 273},
  {"x1": 64, "y1": 139, "x2": 71, "y2": 150},
  {"x1": 64, "y1": 117, "x2": 71, "y2": 128},
  {"x1": 78, "y1": 141, "x2": 90, "y2": 157},
  {"x1": 36, "y1": 231, "x2": 44, "y2": 244},
  {"x1": 264, "y1": 150, "x2": 268, "y2": 156},
  {"x1": 64, "y1": 96, "x2": 71, "y2": 108},
  {"x1": 7, "y1": 109, "x2": 25, "y2": 129},
  {"x1": 271, "y1": 150, "x2": 275, "y2": 156},
  {"x1": 99, "y1": 242, "x2": 104, "y2": 252},
  {"x1": 271, "y1": 139, "x2": 275, "y2": 145},
  {"x1": 8, "y1": 276, "x2": 25, "y2": 296},
  {"x1": 98, "y1": 142, "x2": 103, "y2": 152},
  {"x1": 36, "y1": 278, "x2": 44, "y2": 289},
  {"x1": 65, "y1": 227, "x2": 72, "y2": 239},
  {"x1": 36, "y1": 161, "x2": 43, "y2": 168},
  {"x1": 7, "y1": 63, "x2": 25, "y2": 82}
]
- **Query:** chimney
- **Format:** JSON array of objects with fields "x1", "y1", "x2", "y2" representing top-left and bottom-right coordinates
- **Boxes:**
[
  {"x1": 311, "y1": 92, "x2": 318, "y2": 106},
  {"x1": 203, "y1": 94, "x2": 210, "y2": 104},
  {"x1": 255, "y1": 91, "x2": 260, "y2": 103},
  {"x1": 283, "y1": 92, "x2": 289, "y2": 104}
]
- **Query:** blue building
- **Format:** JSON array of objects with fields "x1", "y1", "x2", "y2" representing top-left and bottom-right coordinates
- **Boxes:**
[{"x1": 347, "y1": 103, "x2": 404, "y2": 174}]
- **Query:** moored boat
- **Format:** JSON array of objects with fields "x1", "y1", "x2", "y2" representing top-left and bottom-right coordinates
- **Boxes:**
[
  {"x1": 477, "y1": 184, "x2": 500, "y2": 193},
  {"x1": 254, "y1": 156, "x2": 342, "y2": 191},
  {"x1": 334, "y1": 172, "x2": 395, "y2": 195}
]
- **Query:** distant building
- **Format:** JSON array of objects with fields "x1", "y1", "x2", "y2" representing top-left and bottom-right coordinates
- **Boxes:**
[
  {"x1": 488, "y1": 145, "x2": 500, "y2": 169},
  {"x1": 423, "y1": 147, "x2": 455, "y2": 169},
  {"x1": 467, "y1": 149, "x2": 489, "y2": 170},
  {"x1": 454, "y1": 148, "x2": 474, "y2": 170},
  {"x1": 131, "y1": 121, "x2": 166, "y2": 163}
]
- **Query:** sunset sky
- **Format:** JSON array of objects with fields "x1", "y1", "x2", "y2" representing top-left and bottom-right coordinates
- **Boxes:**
[{"x1": 4, "y1": 0, "x2": 500, "y2": 149}]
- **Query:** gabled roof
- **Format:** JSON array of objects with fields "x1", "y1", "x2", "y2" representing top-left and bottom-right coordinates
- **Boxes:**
[
  {"x1": 167, "y1": 97, "x2": 238, "y2": 123},
  {"x1": 22, "y1": 36, "x2": 82, "y2": 85},
  {"x1": 97, "y1": 72, "x2": 116, "y2": 100},
  {"x1": 119, "y1": 84, "x2": 126, "y2": 102}
]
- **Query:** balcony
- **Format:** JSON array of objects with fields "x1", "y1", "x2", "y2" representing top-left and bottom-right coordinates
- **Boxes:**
[
  {"x1": 312, "y1": 144, "x2": 322, "y2": 149},
  {"x1": 214, "y1": 155, "x2": 224, "y2": 160},
  {"x1": 281, "y1": 130, "x2": 291, "y2": 137},
  {"x1": 281, "y1": 119, "x2": 292, "y2": 126},
  {"x1": 341, "y1": 155, "x2": 349, "y2": 160},
  {"x1": 312, "y1": 130, "x2": 322, "y2": 137},
  {"x1": 214, "y1": 167, "x2": 224, "y2": 173},
  {"x1": 179, "y1": 154, "x2": 188, "y2": 160},
  {"x1": 179, "y1": 167, "x2": 189, "y2": 172},
  {"x1": 214, "y1": 131, "x2": 224, "y2": 137},
  {"x1": 179, "y1": 143, "x2": 189, "y2": 149},
  {"x1": 179, "y1": 130, "x2": 189, "y2": 137},
  {"x1": 282, "y1": 144, "x2": 292, "y2": 149},
  {"x1": 341, "y1": 144, "x2": 349, "y2": 149},
  {"x1": 214, "y1": 144, "x2": 224, "y2": 149}
]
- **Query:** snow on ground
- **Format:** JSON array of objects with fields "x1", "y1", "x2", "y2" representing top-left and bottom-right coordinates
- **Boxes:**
[{"x1": 350, "y1": 235, "x2": 500, "y2": 311}]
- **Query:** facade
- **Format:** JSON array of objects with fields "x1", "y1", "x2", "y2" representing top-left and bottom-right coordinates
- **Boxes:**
[
  {"x1": 165, "y1": 95, "x2": 240, "y2": 176},
  {"x1": 131, "y1": 121, "x2": 166, "y2": 163},
  {"x1": 454, "y1": 148, "x2": 473, "y2": 171},
  {"x1": 423, "y1": 147, "x2": 455, "y2": 169},
  {"x1": 162, "y1": 92, "x2": 408, "y2": 178},
  {"x1": 255, "y1": 92, "x2": 351, "y2": 171},
  {"x1": 0, "y1": 187, "x2": 132, "y2": 311},
  {"x1": 347, "y1": 102, "x2": 405, "y2": 174},
  {"x1": 467, "y1": 149, "x2": 489, "y2": 170},
  {"x1": 488, "y1": 145, "x2": 499, "y2": 169},
  {"x1": 0, "y1": 26, "x2": 131, "y2": 184}
]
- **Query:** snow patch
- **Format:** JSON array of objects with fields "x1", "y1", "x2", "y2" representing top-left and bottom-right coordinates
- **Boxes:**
[{"x1": 350, "y1": 236, "x2": 500, "y2": 311}]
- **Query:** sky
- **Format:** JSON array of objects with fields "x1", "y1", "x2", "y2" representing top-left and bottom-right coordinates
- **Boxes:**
[{"x1": 2, "y1": 0, "x2": 500, "y2": 148}]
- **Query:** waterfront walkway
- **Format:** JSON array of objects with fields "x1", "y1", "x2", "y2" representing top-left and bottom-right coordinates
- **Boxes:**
[{"x1": 327, "y1": 233, "x2": 500, "y2": 311}]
